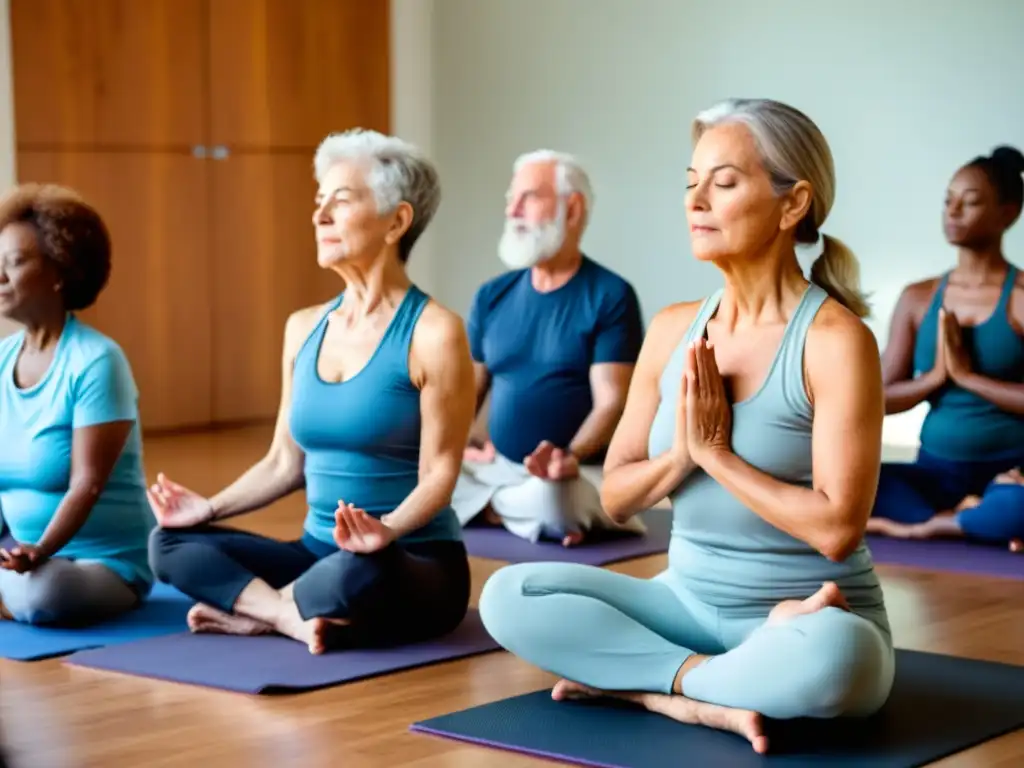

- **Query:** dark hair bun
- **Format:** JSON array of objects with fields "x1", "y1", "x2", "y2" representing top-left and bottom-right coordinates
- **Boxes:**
[{"x1": 991, "y1": 145, "x2": 1024, "y2": 176}]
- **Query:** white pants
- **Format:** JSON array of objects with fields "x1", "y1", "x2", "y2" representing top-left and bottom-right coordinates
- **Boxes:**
[
  {"x1": 0, "y1": 558, "x2": 139, "y2": 626},
  {"x1": 451, "y1": 453, "x2": 647, "y2": 543}
]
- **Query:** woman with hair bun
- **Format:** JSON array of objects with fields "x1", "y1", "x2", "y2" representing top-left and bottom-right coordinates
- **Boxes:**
[{"x1": 868, "y1": 146, "x2": 1024, "y2": 551}]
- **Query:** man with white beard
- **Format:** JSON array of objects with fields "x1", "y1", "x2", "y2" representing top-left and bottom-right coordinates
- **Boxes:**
[{"x1": 450, "y1": 150, "x2": 646, "y2": 546}]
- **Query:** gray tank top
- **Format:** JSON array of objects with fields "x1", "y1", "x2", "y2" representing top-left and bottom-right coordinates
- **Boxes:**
[{"x1": 648, "y1": 283, "x2": 889, "y2": 634}]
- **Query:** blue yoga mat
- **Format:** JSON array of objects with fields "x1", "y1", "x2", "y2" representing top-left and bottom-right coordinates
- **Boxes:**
[
  {"x1": 411, "y1": 650, "x2": 1024, "y2": 767},
  {"x1": 462, "y1": 508, "x2": 672, "y2": 565},
  {"x1": 64, "y1": 609, "x2": 500, "y2": 693},
  {"x1": 0, "y1": 582, "x2": 193, "y2": 661}
]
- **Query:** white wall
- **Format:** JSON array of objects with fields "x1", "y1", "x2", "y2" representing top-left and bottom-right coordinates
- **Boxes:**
[
  {"x1": 0, "y1": 0, "x2": 16, "y2": 337},
  {"x1": 391, "y1": 0, "x2": 438, "y2": 295},
  {"x1": 430, "y1": 0, "x2": 1024, "y2": 445}
]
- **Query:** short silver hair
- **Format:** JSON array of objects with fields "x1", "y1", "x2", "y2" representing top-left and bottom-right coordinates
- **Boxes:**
[
  {"x1": 313, "y1": 128, "x2": 440, "y2": 262},
  {"x1": 513, "y1": 149, "x2": 594, "y2": 218}
]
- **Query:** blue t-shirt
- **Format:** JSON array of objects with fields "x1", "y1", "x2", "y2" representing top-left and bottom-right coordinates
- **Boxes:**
[
  {"x1": 0, "y1": 316, "x2": 155, "y2": 593},
  {"x1": 468, "y1": 256, "x2": 644, "y2": 464}
]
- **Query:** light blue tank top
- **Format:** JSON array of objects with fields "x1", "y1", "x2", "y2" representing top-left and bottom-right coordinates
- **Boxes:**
[
  {"x1": 289, "y1": 286, "x2": 463, "y2": 546},
  {"x1": 648, "y1": 284, "x2": 889, "y2": 633},
  {"x1": 914, "y1": 266, "x2": 1024, "y2": 461}
]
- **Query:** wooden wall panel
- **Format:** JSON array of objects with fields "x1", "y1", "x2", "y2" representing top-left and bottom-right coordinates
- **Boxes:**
[
  {"x1": 10, "y1": 0, "x2": 206, "y2": 148},
  {"x1": 9, "y1": 0, "x2": 391, "y2": 430},
  {"x1": 16, "y1": 151, "x2": 213, "y2": 430},
  {"x1": 208, "y1": 0, "x2": 390, "y2": 148},
  {"x1": 208, "y1": 153, "x2": 339, "y2": 422}
]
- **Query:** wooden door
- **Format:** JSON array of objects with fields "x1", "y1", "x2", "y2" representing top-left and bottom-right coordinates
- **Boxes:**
[
  {"x1": 16, "y1": 152, "x2": 213, "y2": 429},
  {"x1": 9, "y1": 0, "x2": 206, "y2": 149},
  {"x1": 203, "y1": 0, "x2": 390, "y2": 422},
  {"x1": 207, "y1": 0, "x2": 391, "y2": 149},
  {"x1": 208, "y1": 154, "x2": 338, "y2": 422},
  {"x1": 9, "y1": 0, "x2": 212, "y2": 430}
]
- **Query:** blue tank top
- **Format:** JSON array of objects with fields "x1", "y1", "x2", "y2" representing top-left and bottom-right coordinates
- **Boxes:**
[
  {"x1": 914, "y1": 267, "x2": 1024, "y2": 461},
  {"x1": 289, "y1": 286, "x2": 463, "y2": 546},
  {"x1": 648, "y1": 284, "x2": 889, "y2": 633}
]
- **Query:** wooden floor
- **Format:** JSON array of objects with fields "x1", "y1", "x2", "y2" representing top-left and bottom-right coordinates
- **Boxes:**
[{"x1": 2, "y1": 426, "x2": 1023, "y2": 767}]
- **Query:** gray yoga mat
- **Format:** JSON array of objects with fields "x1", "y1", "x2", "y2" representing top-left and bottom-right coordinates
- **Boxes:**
[
  {"x1": 64, "y1": 609, "x2": 500, "y2": 694},
  {"x1": 411, "y1": 649, "x2": 1024, "y2": 767}
]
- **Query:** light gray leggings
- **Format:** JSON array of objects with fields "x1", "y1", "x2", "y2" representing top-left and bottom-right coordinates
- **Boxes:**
[
  {"x1": 479, "y1": 562, "x2": 896, "y2": 720},
  {"x1": 0, "y1": 558, "x2": 139, "y2": 626}
]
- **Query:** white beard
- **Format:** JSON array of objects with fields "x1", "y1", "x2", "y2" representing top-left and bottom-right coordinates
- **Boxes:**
[{"x1": 497, "y1": 213, "x2": 566, "y2": 270}]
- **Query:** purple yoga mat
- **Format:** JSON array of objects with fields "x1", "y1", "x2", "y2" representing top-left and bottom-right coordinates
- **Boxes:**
[
  {"x1": 866, "y1": 535, "x2": 1024, "y2": 580},
  {"x1": 63, "y1": 609, "x2": 500, "y2": 694},
  {"x1": 462, "y1": 508, "x2": 672, "y2": 565}
]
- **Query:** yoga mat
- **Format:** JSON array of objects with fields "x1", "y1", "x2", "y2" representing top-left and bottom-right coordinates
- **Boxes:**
[
  {"x1": 462, "y1": 508, "x2": 671, "y2": 565},
  {"x1": 411, "y1": 649, "x2": 1024, "y2": 767},
  {"x1": 0, "y1": 583, "x2": 193, "y2": 661},
  {"x1": 64, "y1": 609, "x2": 500, "y2": 694},
  {"x1": 867, "y1": 535, "x2": 1024, "y2": 580}
]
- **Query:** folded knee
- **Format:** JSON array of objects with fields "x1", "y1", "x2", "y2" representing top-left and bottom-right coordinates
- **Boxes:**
[
  {"x1": 5, "y1": 566, "x2": 81, "y2": 625},
  {"x1": 479, "y1": 563, "x2": 580, "y2": 647},
  {"x1": 786, "y1": 610, "x2": 894, "y2": 718},
  {"x1": 147, "y1": 527, "x2": 181, "y2": 581}
]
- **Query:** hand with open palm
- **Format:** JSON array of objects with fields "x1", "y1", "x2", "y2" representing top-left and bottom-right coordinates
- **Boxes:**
[
  {"x1": 333, "y1": 502, "x2": 396, "y2": 553},
  {"x1": 146, "y1": 473, "x2": 215, "y2": 529}
]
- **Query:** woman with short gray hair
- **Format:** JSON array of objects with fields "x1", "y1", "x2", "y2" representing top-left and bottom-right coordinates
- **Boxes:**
[{"x1": 146, "y1": 129, "x2": 476, "y2": 655}]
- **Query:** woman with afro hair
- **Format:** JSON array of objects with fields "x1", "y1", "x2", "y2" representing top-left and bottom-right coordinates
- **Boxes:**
[{"x1": 0, "y1": 183, "x2": 155, "y2": 626}]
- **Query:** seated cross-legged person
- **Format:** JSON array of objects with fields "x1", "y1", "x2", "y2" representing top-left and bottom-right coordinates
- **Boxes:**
[
  {"x1": 0, "y1": 184, "x2": 155, "y2": 626},
  {"x1": 452, "y1": 150, "x2": 646, "y2": 547},
  {"x1": 867, "y1": 146, "x2": 1024, "y2": 551},
  {"x1": 146, "y1": 129, "x2": 476, "y2": 654},
  {"x1": 478, "y1": 100, "x2": 894, "y2": 754}
]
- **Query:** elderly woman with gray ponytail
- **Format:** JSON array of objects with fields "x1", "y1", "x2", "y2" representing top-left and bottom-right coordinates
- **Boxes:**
[{"x1": 476, "y1": 99, "x2": 892, "y2": 754}]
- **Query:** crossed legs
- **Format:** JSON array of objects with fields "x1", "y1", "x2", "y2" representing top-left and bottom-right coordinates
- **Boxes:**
[
  {"x1": 868, "y1": 463, "x2": 1024, "y2": 551},
  {"x1": 0, "y1": 558, "x2": 140, "y2": 626},
  {"x1": 478, "y1": 563, "x2": 894, "y2": 754},
  {"x1": 149, "y1": 525, "x2": 470, "y2": 654}
]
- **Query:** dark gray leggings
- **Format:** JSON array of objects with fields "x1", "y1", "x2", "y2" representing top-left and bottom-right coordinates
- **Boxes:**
[{"x1": 149, "y1": 525, "x2": 471, "y2": 647}]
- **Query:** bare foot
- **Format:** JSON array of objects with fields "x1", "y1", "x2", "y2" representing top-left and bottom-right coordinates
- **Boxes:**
[
  {"x1": 551, "y1": 678, "x2": 767, "y2": 754},
  {"x1": 552, "y1": 678, "x2": 602, "y2": 701},
  {"x1": 953, "y1": 495, "x2": 982, "y2": 513},
  {"x1": 187, "y1": 603, "x2": 274, "y2": 636},
  {"x1": 766, "y1": 581, "x2": 849, "y2": 627},
  {"x1": 561, "y1": 531, "x2": 585, "y2": 547},
  {"x1": 482, "y1": 507, "x2": 503, "y2": 526},
  {"x1": 865, "y1": 517, "x2": 917, "y2": 538},
  {"x1": 302, "y1": 617, "x2": 351, "y2": 655}
]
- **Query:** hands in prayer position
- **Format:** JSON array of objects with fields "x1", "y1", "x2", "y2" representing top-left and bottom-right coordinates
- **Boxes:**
[
  {"x1": 680, "y1": 338, "x2": 733, "y2": 468},
  {"x1": 926, "y1": 308, "x2": 972, "y2": 387}
]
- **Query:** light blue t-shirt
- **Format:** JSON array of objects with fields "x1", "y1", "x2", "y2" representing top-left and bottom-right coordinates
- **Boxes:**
[{"x1": 0, "y1": 316, "x2": 155, "y2": 594}]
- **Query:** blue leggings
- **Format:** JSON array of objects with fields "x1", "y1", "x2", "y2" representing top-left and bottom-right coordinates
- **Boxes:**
[
  {"x1": 873, "y1": 450, "x2": 1024, "y2": 543},
  {"x1": 478, "y1": 563, "x2": 894, "y2": 720}
]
